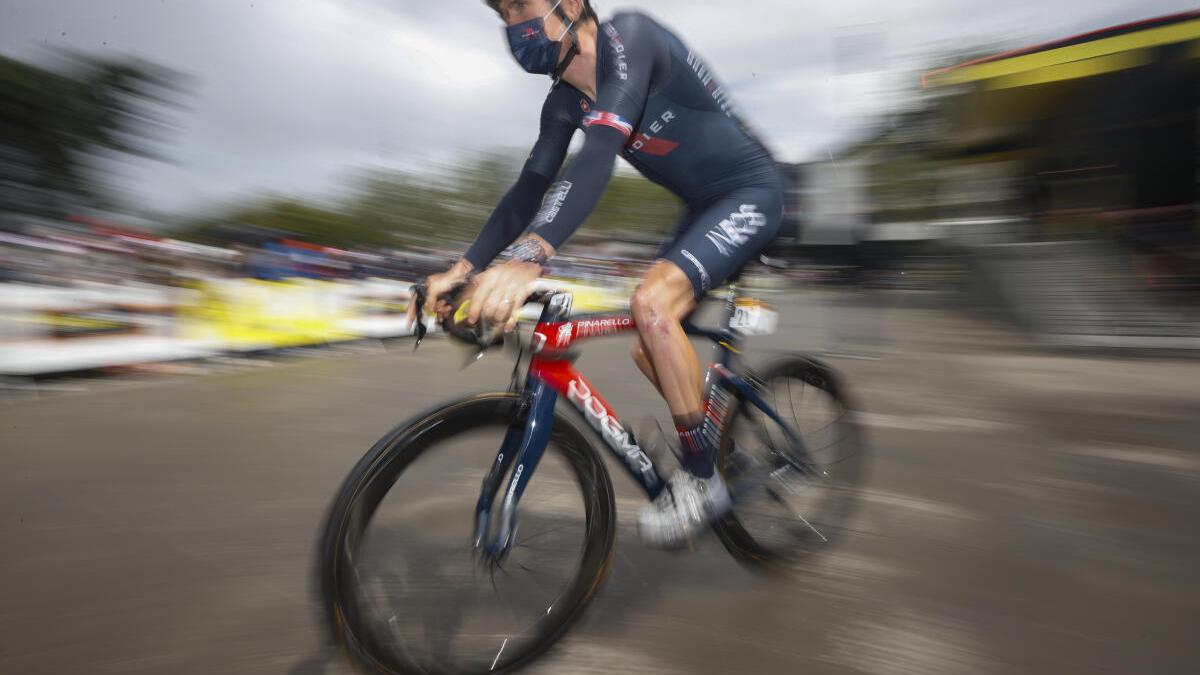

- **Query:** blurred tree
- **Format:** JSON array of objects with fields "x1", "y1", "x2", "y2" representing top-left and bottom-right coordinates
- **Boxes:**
[
  {"x1": 178, "y1": 152, "x2": 681, "y2": 252},
  {"x1": 0, "y1": 53, "x2": 181, "y2": 220}
]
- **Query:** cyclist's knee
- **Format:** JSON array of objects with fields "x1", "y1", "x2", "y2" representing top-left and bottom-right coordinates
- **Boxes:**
[
  {"x1": 632, "y1": 264, "x2": 694, "y2": 334},
  {"x1": 631, "y1": 285, "x2": 671, "y2": 338}
]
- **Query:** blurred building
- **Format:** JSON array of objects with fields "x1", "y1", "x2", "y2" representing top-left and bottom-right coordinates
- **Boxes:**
[
  {"x1": 786, "y1": 108, "x2": 949, "y2": 290},
  {"x1": 791, "y1": 11, "x2": 1200, "y2": 345},
  {"x1": 923, "y1": 11, "x2": 1200, "y2": 345},
  {"x1": 925, "y1": 11, "x2": 1198, "y2": 238}
]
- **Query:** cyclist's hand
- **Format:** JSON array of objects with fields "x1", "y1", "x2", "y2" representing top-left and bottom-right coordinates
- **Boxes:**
[
  {"x1": 406, "y1": 259, "x2": 472, "y2": 329},
  {"x1": 466, "y1": 260, "x2": 543, "y2": 333}
]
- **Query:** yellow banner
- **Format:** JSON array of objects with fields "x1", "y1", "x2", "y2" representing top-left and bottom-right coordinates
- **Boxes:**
[{"x1": 181, "y1": 278, "x2": 354, "y2": 349}]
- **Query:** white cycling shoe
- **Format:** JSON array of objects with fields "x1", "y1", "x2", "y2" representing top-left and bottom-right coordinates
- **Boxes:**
[{"x1": 638, "y1": 470, "x2": 732, "y2": 549}]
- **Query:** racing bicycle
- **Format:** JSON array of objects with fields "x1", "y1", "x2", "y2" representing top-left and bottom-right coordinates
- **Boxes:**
[{"x1": 317, "y1": 278, "x2": 864, "y2": 675}]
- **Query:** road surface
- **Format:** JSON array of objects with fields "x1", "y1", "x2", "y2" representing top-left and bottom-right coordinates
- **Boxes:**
[{"x1": 2, "y1": 290, "x2": 1197, "y2": 674}]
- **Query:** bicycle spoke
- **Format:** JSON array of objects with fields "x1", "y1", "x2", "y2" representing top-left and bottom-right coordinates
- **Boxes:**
[
  {"x1": 515, "y1": 522, "x2": 574, "y2": 545},
  {"x1": 787, "y1": 377, "x2": 803, "y2": 439},
  {"x1": 490, "y1": 637, "x2": 510, "y2": 671},
  {"x1": 769, "y1": 473, "x2": 828, "y2": 542},
  {"x1": 805, "y1": 416, "x2": 846, "y2": 447},
  {"x1": 717, "y1": 359, "x2": 860, "y2": 562},
  {"x1": 768, "y1": 384, "x2": 784, "y2": 450},
  {"x1": 746, "y1": 405, "x2": 780, "y2": 456}
]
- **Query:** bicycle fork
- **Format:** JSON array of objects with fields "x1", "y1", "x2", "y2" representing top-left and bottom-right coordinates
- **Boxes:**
[{"x1": 472, "y1": 377, "x2": 558, "y2": 562}]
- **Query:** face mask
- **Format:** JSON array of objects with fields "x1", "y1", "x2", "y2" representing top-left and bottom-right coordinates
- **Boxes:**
[{"x1": 505, "y1": 0, "x2": 576, "y2": 76}]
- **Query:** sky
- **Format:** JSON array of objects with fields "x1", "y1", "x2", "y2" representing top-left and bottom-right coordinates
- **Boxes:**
[{"x1": 0, "y1": 0, "x2": 1195, "y2": 215}]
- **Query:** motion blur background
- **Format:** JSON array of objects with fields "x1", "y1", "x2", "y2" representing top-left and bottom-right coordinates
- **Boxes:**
[{"x1": 1, "y1": 1, "x2": 1198, "y2": 674}]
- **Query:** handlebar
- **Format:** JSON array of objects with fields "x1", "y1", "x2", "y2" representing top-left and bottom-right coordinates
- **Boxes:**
[{"x1": 410, "y1": 281, "x2": 564, "y2": 350}]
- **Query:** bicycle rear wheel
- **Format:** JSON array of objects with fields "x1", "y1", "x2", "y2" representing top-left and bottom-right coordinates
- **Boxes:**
[
  {"x1": 318, "y1": 393, "x2": 616, "y2": 675},
  {"x1": 713, "y1": 356, "x2": 865, "y2": 565}
]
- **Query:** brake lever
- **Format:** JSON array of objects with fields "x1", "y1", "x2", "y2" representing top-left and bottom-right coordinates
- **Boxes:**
[
  {"x1": 460, "y1": 322, "x2": 504, "y2": 368},
  {"x1": 411, "y1": 283, "x2": 428, "y2": 351}
]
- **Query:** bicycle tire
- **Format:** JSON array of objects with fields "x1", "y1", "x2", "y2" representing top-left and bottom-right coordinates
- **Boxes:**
[
  {"x1": 317, "y1": 392, "x2": 616, "y2": 675},
  {"x1": 712, "y1": 355, "x2": 865, "y2": 566}
]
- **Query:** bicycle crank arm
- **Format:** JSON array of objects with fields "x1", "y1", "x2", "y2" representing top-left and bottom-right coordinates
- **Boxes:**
[{"x1": 728, "y1": 461, "x2": 814, "y2": 501}]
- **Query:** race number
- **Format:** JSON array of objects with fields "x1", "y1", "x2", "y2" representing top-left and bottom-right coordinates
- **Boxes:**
[{"x1": 729, "y1": 299, "x2": 778, "y2": 335}]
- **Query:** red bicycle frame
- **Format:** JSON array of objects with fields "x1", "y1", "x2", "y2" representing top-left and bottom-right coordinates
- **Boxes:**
[
  {"x1": 527, "y1": 314, "x2": 664, "y2": 494},
  {"x1": 471, "y1": 287, "x2": 810, "y2": 560}
]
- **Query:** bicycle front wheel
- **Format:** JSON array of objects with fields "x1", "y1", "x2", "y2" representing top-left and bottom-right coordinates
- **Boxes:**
[
  {"x1": 713, "y1": 356, "x2": 865, "y2": 565},
  {"x1": 318, "y1": 392, "x2": 616, "y2": 675}
]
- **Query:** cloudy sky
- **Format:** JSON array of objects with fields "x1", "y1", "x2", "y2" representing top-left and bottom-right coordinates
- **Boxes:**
[{"x1": 0, "y1": 0, "x2": 1194, "y2": 214}]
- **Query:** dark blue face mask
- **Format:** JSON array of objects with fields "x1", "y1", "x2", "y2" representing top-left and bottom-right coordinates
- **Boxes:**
[{"x1": 505, "y1": 0, "x2": 577, "y2": 76}]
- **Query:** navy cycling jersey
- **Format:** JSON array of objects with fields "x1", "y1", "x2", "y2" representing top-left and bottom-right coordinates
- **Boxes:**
[{"x1": 464, "y1": 10, "x2": 780, "y2": 270}]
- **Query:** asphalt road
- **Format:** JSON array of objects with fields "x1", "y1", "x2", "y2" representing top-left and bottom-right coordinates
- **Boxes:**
[{"x1": 2, "y1": 290, "x2": 1198, "y2": 674}]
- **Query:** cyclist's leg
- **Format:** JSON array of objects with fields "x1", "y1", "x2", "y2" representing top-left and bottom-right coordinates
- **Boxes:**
[
  {"x1": 634, "y1": 186, "x2": 782, "y2": 546},
  {"x1": 631, "y1": 262, "x2": 703, "y2": 417},
  {"x1": 636, "y1": 186, "x2": 783, "y2": 474},
  {"x1": 632, "y1": 206, "x2": 698, "y2": 395}
]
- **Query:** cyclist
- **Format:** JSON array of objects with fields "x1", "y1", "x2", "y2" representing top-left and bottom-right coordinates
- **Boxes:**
[{"x1": 410, "y1": 0, "x2": 784, "y2": 547}]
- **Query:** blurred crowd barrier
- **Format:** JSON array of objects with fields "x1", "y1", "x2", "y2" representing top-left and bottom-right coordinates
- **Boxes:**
[{"x1": 0, "y1": 274, "x2": 641, "y2": 377}]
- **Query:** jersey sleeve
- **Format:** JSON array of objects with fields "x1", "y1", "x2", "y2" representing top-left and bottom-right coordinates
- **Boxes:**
[
  {"x1": 524, "y1": 85, "x2": 579, "y2": 180},
  {"x1": 530, "y1": 13, "x2": 661, "y2": 251},
  {"x1": 462, "y1": 90, "x2": 577, "y2": 269}
]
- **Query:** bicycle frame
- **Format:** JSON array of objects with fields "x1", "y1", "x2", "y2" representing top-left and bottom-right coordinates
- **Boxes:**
[{"x1": 473, "y1": 286, "x2": 817, "y2": 559}]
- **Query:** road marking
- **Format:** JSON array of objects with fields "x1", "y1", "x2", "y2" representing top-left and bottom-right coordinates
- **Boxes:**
[
  {"x1": 825, "y1": 609, "x2": 989, "y2": 675},
  {"x1": 527, "y1": 641, "x2": 691, "y2": 674},
  {"x1": 856, "y1": 412, "x2": 1014, "y2": 433},
  {"x1": 858, "y1": 489, "x2": 979, "y2": 521},
  {"x1": 1067, "y1": 444, "x2": 1200, "y2": 474}
]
